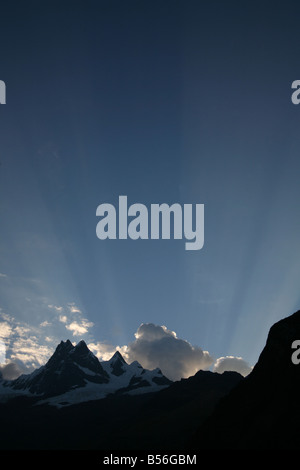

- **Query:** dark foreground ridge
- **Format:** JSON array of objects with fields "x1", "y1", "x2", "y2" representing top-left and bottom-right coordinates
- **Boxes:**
[
  {"x1": 190, "y1": 310, "x2": 300, "y2": 450},
  {"x1": 0, "y1": 369, "x2": 242, "y2": 450}
]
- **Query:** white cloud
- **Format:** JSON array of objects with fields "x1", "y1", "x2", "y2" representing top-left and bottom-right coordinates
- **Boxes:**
[
  {"x1": 0, "y1": 300, "x2": 95, "y2": 375},
  {"x1": 0, "y1": 312, "x2": 14, "y2": 322},
  {"x1": 0, "y1": 310, "x2": 56, "y2": 373},
  {"x1": 14, "y1": 325, "x2": 31, "y2": 337},
  {"x1": 0, "y1": 273, "x2": 7, "y2": 278},
  {"x1": 0, "y1": 321, "x2": 13, "y2": 342},
  {"x1": 55, "y1": 302, "x2": 93, "y2": 337},
  {"x1": 48, "y1": 304, "x2": 63, "y2": 312},
  {"x1": 40, "y1": 320, "x2": 51, "y2": 327},
  {"x1": 0, "y1": 340, "x2": 5, "y2": 363},
  {"x1": 10, "y1": 337, "x2": 53, "y2": 368},
  {"x1": 67, "y1": 303, "x2": 82, "y2": 314},
  {"x1": 88, "y1": 342, "x2": 119, "y2": 361},
  {"x1": 59, "y1": 315, "x2": 68, "y2": 324},
  {"x1": 65, "y1": 319, "x2": 94, "y2": 336},
  {"x1": 122, "y1": 323, "x2": 213, "y2": 381},
  {"x1": 213, "y1": 356, "x2": 253, "y2": 377}
]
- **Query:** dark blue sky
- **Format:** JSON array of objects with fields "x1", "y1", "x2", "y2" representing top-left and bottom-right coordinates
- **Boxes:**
[{"x1": 1, "y1": 0, "x2": 300, "y2": 375}]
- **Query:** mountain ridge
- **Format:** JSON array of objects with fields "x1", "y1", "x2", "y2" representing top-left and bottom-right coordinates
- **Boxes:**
[{"x1": 0, "y1": 339, "x2": 172, "y2": 406}]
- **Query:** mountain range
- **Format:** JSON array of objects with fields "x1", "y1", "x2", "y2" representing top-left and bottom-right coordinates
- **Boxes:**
[
  {"x1": 0, "y1": 336, "x2": 242, "y2": 451},
  {"x1": 2, "y1": 309, "x2": 300, "y2": 451},
  {"x1": 0, "y1": 339, "x2": 172, "y2": 406}
]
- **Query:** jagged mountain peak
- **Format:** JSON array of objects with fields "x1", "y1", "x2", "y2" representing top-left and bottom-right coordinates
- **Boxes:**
[
  {"x1": 105, "y1": 351, "x2": 128, "y2": 377},
  {"x1": 55, "y1": 339, "x2": 74, "y2": 352},
  {"x1": 9, "y1": 338, "x2": 109, "y2": 398},
  {"x1": 72, "y1": 340, "x2": 92, "y2": 356},
  {"x1": 48, "y1": 339, "x2": 98, "y2": 368},
  {"x1": 4, "y1": 338, "x2": 172, "y2": 405},
  {"x1": 109, "y1": 350, "x2": 127, "y2": 364},
  {"x1": 129, "y1": 360, "x2": 143, "y2": 369},
  {"x1": 46, "y1": 340, "x2": 74, "y2": 367}
]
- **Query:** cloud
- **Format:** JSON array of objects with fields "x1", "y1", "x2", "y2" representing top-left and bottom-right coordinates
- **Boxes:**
[
  {"x1": 14, "y1": 325, "x2": 31, "y2": 337},
  {"x1": 67, "y1": 303, "x2": 82, "y2": 314},
  {"x1": 0, "y1": 340, "x2": 5, "y2": 363},
  {"x1": 122, "y1": 323, "x2": 213, "y2": 381},
  {"x1": 0, "y1": 361, "x2": 25, "y2": 380},
  {"x1": 0, "y1": 321, "x2": 13, "y2": 342},
  {"x1": 88, "y1": 342, "x2": 119, "y2": 361},
  {"x1": 0, "y1": 273, "x2": 7, "y2": 278},
  {"x1": 0, "y1": 300, "x2": 96, "y2": 376},
  {"x1": 213, "y1": 356, "x2": 253, "y2": 377},
  {"x1": 47, "y1": 304, "x2": 63, "y2": 312},
  {"x1": 55, "y1": 303, "x2": 93, "y2": 337},
  {"x1": 65, "y1": 319, "x2": 94, "y2": 337},
  {"x1": 58, "y1": 315, "x2": 68, "y2": 324},
  {"x1": 0, "y1": 310, "x2": 56, "y2": 373},
  {"x1": 10, "y1": 337, "x2": 53, "y2": 368}
]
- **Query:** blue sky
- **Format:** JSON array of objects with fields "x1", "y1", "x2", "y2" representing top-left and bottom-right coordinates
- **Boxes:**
[{"x1": 1, "y1": 1, "x2": 300, "y2": 379}]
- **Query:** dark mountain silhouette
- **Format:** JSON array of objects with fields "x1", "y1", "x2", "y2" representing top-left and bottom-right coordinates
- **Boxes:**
[
  {"x1": 190, "y1": 309, "x2": 300, "y2": 450},
  {"x1": 9, "y1": 340, "x2": 109, "y2": 397},
  {"x1": 0, "y1": 368, "x2": 242, "y2": 451},
  {"x1": 116, "y1": 369, "x2": 242, "y2": 449},
  {"x1": 1, "y1": 340, "x2": 172, "y2": 404},
  {"x1": 106, "y1": 350, "x2": 127, "y2": 376},
  {"x1": 0, "y1": 339, "x2": 242, "y2": 450}
]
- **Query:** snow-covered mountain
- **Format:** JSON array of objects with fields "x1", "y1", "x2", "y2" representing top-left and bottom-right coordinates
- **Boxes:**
[{"x1": 0, "y1": 340, "x2": 172, "y2": 407}]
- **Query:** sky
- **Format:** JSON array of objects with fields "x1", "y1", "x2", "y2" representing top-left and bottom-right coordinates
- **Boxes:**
[{"x1": 1, "y1": 0, "x2": 300, "y2": 381}]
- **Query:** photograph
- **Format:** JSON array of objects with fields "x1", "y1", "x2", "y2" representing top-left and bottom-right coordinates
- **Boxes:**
[{"x1": 1, "y1": 0, "x2": 300, "y2": 462}]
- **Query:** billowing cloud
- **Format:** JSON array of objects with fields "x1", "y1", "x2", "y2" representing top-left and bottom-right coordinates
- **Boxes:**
[
  {"x1": 122, "y1": 323, "x2": 213, "y2": 381},
  {"x1": 213, "y1": 356, "x2": 253, "y2": 377}
]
